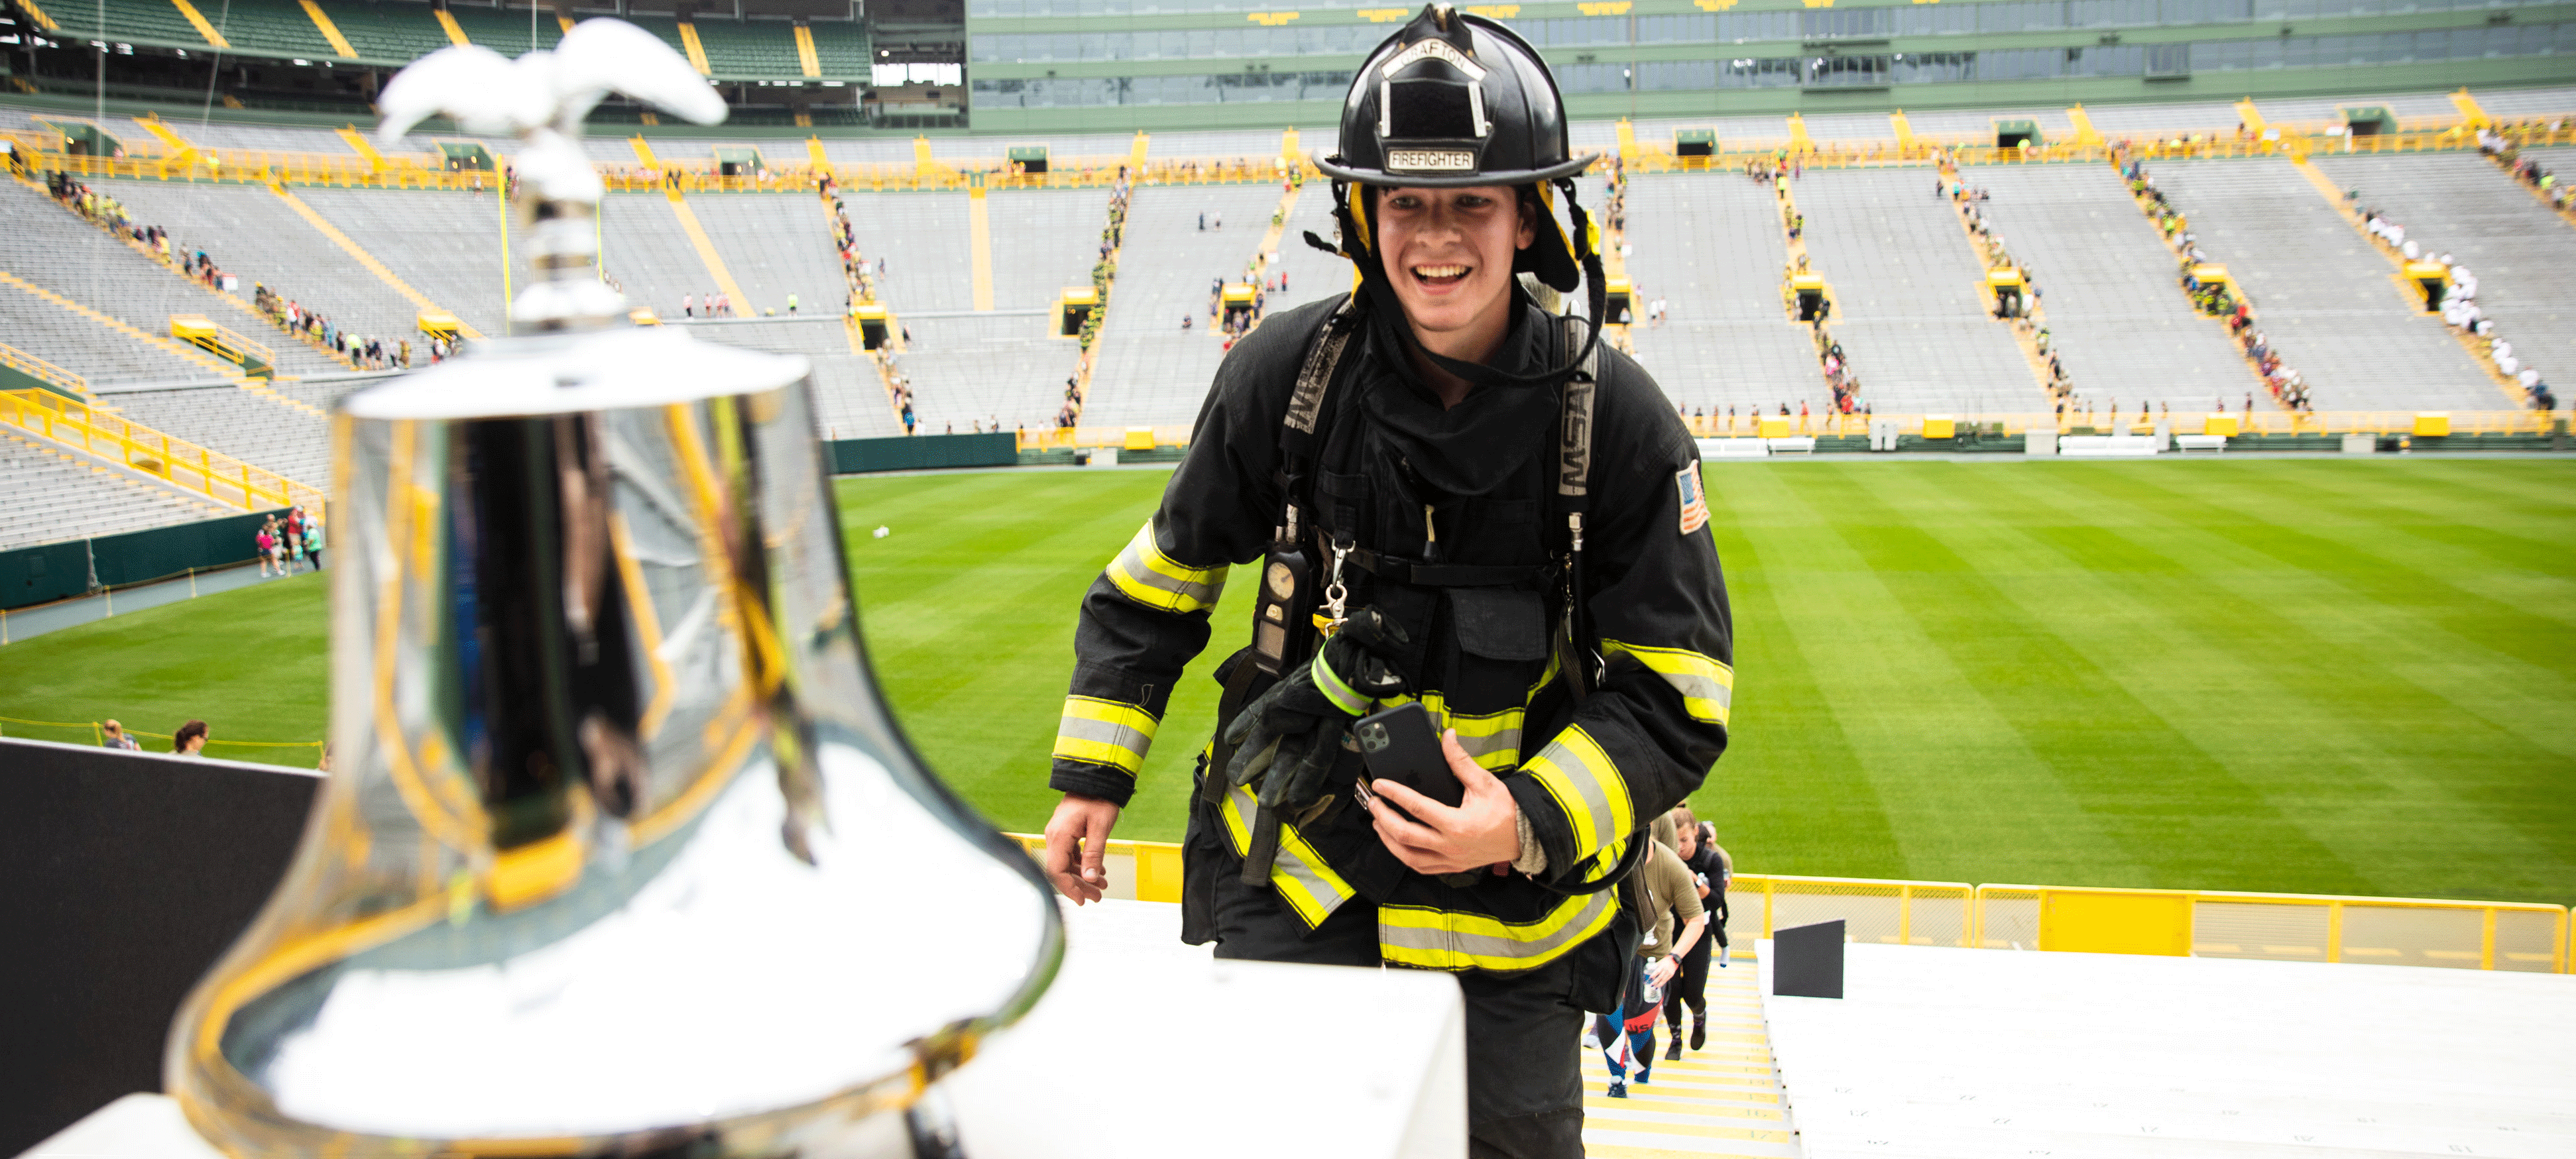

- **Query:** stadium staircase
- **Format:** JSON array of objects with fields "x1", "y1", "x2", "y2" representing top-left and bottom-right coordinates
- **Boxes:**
[
  {"x1": 1629, "y1": 174, "x2": 1841, "y2": 417},
  {"x1": 1963, "y1": 164, "x2": 2253, "y2": 410},
  {"x1": 898, "y1": 188, "x2": 1107, "y2": 434},
  {"x1": 2145, "y1": 159, "x2": 2502, "y2": 412},
  {"x1": 1936, "y1": 164, "x2": 2063, "y2": 402},
  {"x1": 2318, "y1": 150, "x2": 2576, "y2": 393},
  {"x1": 1797, "y1": 169, "x2": 2051, "y2": 416},
  {"x1": 1576, "y1": 964, "x2": 1800, "y2": 1159},
  {"x1": 1083, "y1": 184, "x2": 1280, "y2": 429},
  {"x1": 681, "y1": 190, "x2": 904, "y2": 440}
]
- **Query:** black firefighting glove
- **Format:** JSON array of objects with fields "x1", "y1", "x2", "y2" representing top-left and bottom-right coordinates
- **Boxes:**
[{"x1": 1222, "y1": 609, "x2": 1408, "y2": 882}]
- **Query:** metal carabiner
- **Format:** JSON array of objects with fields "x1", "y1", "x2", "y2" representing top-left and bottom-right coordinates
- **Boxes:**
[{"x1": 1320, "y1": 538, "x2": 1352, "y2": 632}]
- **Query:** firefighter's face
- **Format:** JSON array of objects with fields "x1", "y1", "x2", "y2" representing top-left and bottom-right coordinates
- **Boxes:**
[{"x1": 1376, "y1": 184, "x2": 1537, "y2": 343}]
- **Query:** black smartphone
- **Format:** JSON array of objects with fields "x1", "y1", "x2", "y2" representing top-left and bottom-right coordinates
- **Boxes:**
[{"x1": 1354, "y1": 702, "x2": 1462, "y2": 817}]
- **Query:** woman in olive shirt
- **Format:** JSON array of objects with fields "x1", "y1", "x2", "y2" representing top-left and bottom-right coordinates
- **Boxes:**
[{"x1": 1598, "y1": 814, "x2": 1707, "y2": 1097}]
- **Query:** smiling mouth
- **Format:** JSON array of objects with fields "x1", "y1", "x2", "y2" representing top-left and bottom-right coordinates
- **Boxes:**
[{"x1": 1411, "y1": 264, "x2": 1471, "y2": 288}]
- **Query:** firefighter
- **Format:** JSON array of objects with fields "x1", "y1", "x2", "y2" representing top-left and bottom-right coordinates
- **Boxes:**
[{"x1": 1039, "y1": 6, "x2": 1732, "y2": 1155}]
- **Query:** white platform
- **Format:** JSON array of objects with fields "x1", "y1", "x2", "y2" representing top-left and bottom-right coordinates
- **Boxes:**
[
  {"x1": 19, "y1": 901, "x2": 1466, "y2": 1159},
  {"x1": 2055, "y1": 435, "x2": 2165, "y2": 457},
  {"x1": 1762, "y1": 942, "x2": 2576, "y2": 1158}
]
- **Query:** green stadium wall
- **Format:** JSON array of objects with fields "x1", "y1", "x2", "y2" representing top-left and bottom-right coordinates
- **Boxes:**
[
  {"x1": 0, "y1": 509, "x2": 284, "y2": 612},
  {"x1": 829, "y1": 432, "x2": 1020, "y2": 473}
]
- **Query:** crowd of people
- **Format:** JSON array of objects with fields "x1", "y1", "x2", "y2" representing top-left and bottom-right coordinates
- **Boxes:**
[
  {"x1": 250, "y1": 284, "x2": 405, "y2": 370},
  {"x1": 2119, "y1": 148, "x2": 2315, "y2": 415},
  {"x1": 2481, "y1": 125, "x2": 2576, "y2": 215},
  {"x1": 1587, "y1": 804, "x2": 1733, "y2": 1097},
  {"x1": 2353, "y1": 193, "x2": 2555, "y2": 412},
  {"x1": 1055, "y1": 174, "x2": 1131, "y2": 431},
  {"x1": 48, "y1": 170, "x2": 414, "y2": 373},
  {"x1": 255, "y1": 506, "x2": 325, "y2": 577}
]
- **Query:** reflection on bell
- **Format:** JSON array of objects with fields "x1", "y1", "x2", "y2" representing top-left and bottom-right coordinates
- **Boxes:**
[{"x1": 161, "y1": 21, "x2": 1061, "y2": 1158}]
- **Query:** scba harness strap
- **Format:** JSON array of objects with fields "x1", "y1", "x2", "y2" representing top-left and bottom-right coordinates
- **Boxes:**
[{"x1": 1216, "y1": 292, "x2": 1625, "y2": 895}]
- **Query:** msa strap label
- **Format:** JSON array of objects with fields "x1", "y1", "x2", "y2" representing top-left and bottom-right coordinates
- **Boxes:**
[
  {"x1": 1387, "y1": 148, "x2": 1476, "y2": 172},
  {"x1": 1675, "y1": 467, "x2": 1709, "y2": 535}
]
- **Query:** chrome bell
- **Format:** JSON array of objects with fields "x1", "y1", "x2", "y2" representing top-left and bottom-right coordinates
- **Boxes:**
[{"x1": 162, "y1": 23, "x2": 1061, "y2": 1158}]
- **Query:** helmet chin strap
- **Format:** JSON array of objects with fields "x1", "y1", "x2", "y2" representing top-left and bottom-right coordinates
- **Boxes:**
[{"x1": 1313, "y1": 176, "x2": 1609, "y2": 392}]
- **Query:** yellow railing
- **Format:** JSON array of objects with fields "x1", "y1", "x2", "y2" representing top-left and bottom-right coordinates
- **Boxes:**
[
  {"x1": 1004, "y1": 833, "x2": 1183, "y2": 903},
  {"x1": 11, "y1": 115, "x2": 2576, "y2": 197},
  {"x1": 1016, "y1": 423, "x2": 1195, "y2": 452},
  {"x1": 1686, "y1": 410, "x2": 2557, "y2": 439},
  {"x1": 0, "y1": 341, "x2": 86, "y2": 394},
  {"x1": 997, "y1": 836, "x2": 2570, "y2": 974},
  {"x1": 1005, "y1": 411, "x2": 2552, "y2": 452},
  {"x1": 1975, "y1": 883, "x2": 2567, "y2": 973},
  {"x1": 0, "y1": 388, "x2": 325, "y2": 518},
  {"x1": 174, "y1": 319, "x2": 278, "y2": 375}
]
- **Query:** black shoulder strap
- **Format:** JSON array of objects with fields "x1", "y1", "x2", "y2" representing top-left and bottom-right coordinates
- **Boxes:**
[{"x1": 1554, "y1": 311, "x2": 1600, "y2": 701}]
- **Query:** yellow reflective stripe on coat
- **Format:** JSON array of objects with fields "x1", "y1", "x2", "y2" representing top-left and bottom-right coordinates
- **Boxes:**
[
  {"x1": 1377, "y1": 888, "x2": 1619, "y2": 971},
  {"x1": 1105, "y1": 520, "x2": 1226, "y2": 614},
  {"x1": 1051, "y1": 695, "x2": 1157, "y2": 775},
  {"x1": 1525, "y1": 724, "x2": 1631, "y2": 861},
  {"x1": 1602, "y1": 639, "x2": 1733, "y2": 726},
  {"x1": 1218, "y1": 781, "x2": 1354, "y2": 928}
]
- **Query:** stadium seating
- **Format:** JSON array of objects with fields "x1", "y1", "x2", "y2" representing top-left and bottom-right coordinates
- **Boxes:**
[
  {"x1": 38, "y1": 0, "x2": 211, "y2": 50},
  {"x1": 1083, "y1": 184, "x2": 1282, "y2": 429},
  {"x1": 600, "y1": 194, "x2": 730, "y2": 318},
  {"x1": 2313, "y1": 151, "x2": 2576, "y2": 382},
  {"x1": 321, "y1": 3, "x2": 451, "y2": 66},
  {"x1": 0, "y1": 183, "x2": 347, "y2": 380},
  {"x1": 2144, "y1": 158, "x2": 2503, "y2": 411},
  {"x1": 687, "y1": 193, "x2": 845, "y2": 317},
  {"x1": 293, "y1": 186, "x2": 510, "y2": 337},
  {"x1": 896, "y1": 188, "x2": 1106, "y2": 432},
  {"x1": 1796, "y1": 168, "x2": 2049, "y2": 414},
  {"x1": 0, "y1": 431, "x2": 231, "y2": 550},
  {"x1": 806, "y1": 22, "x2": 870, "y2": 77},
  {"x1": 688, "y1": 20, "x2": 803, "y2": 79},
  {"x1": 1621, "y1": 174, "x2": 1830, "y2": 412},
  {"x1": 440, "y1": 4, "x2": 563, "y2": 58},
  {"x1": 1258, "y1": 182, "x2": 1346, "y2": 319},
  {"x1": 89, "y1": 382, "x2": 331, "y2": 485},
  {"x1": 837, "y1": 192, "x2": 971, "y2": 315},
  {"x1": 202, "y1": 0, "x2": 340, "y2": 61},
  {"x1": 0, "y1": 284, "x2": 213, "y2": 385},
  {"x1": 1961, "y1": 164, "x2": 2254, "y2": 410},
  {"x1": 92, "y1": 178, "x2": 422, "y2": 354}
]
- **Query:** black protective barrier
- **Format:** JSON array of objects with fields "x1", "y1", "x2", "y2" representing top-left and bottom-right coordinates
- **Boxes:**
[
  {"x1": 1773, "y1": 918, "x2": 1847, "y2": 999},
  {"x1": 0, "y1": 738, "x2": 318, "y2": 1154},
  {"x1": 829, "y1": 431, "x2": 1018, "y2": 474},
  {"x1": 0, "y1": 508, "x2": 283, "y2": 611}
]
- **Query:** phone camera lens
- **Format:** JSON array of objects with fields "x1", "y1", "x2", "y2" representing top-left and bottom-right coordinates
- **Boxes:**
[{"x1": 1358, "y1": 723, "x2": 1386, "y2": 751}]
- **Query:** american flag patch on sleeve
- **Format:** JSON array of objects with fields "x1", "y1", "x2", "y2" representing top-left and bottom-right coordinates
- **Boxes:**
[{"x1": 1675, "y1": 467, "x2": 1709, "y2": 535}]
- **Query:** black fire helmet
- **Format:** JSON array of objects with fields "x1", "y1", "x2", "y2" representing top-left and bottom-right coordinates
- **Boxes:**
[{"x1": 1306, "y1": 4, "x2": 1608, "y2": 390}]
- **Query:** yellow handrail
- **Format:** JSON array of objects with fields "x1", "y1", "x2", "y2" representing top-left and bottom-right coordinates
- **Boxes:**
[
  {"x1": 13, "y1": 117, "x2": 2576, "y2": 195},
  {"x1": 1006, "y1": 410, "x2": 2553, "y2": 452},
  {"x1": 0, "y1": 342, "x2": 87, "y2": 394},
  {"x1": 992, "y1": 836, "x2": 2569, "y2": 973},
  {"x1": 0, "y1": 388, "x2": 325, "y2": 519}
]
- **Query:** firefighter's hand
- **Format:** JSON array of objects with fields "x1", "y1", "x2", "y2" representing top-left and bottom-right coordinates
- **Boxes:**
[
  {"x1": 1367, "y1": 730, "x2": 1521, "y2": 875},
  {"x1": 1043, "y1": 793, "x2": 1122, "y2": 905}
]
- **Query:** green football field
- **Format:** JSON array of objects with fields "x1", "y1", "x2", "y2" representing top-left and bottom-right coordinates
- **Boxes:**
[{"x1": 5, "y1": 459, "x2": 2571, "y2": 905}]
